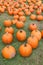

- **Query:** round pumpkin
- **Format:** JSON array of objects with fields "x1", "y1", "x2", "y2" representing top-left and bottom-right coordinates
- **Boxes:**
[
  {"x1": 41, "y1": 30, "x2": 43, "y2": 38},
  {"x1": 36, "y1": 9, "x2": 41, "y2": 15},
  {"x1": 27, "y1": 36, "x2": 38, "y2": 49},
  {"x1": 14, "y1": 15, "x2": 19, "y2": 19},
  {"x1": 19, "y1": 16, "x2": 26, "y2": 22},
  {"x1": 16, "y1": 30, "x2": 26, "y2": 41},
  {"x1": 18, "y1": 11, "x2": 24, "y2": 16},
  {"x1": 12, "y1": 19, "x2": 18, "y2": 25},
  {"x1": 31, "y1": 30, "x2": 41, "y2": 40},
  {"x1": 2, "y1": 45, "x2": 16, "y2": 59},
  {"x1": 4, "y1": 20, "x2": 12, "y2": 27},
  {"x1": 2, "y1": 33, "x2": 13, "y2": 44},
  {"x1": 16, "y1": 21, "x2": 24, "y2": 28},
  {"x1": 29, "y1": 23, "x2": 37, "y2": 31},
  {"x1": 30, "y1": 14, "x2": 36, "y2": 20},
  {"x1": 19, "y1": 44, "x2": 32, "y2": 57},
  {"x1": 37, "y1": 15, "x2": 43, "y2": 21},
  {"x1": 5, "y1": 27, "x2": 14, "y2": 34}
]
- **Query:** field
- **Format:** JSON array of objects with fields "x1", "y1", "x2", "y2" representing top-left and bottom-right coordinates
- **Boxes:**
[{"x1": 0, "y1": 1, "x2": 43, "y2": 65}]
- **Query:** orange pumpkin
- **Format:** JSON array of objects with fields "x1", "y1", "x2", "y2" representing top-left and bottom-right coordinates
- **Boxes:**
[
  {"x1": 5, "y1": 27, "x2": 14, "y2": 34},
  {"x1": 31, "y1": 30, "x2": 41, "y2": 40},
  {"x1": 18, "y1": 11, "x2": 24, "y2": 16},
  {"x1": 19, "y1": 16, "x2": 26, "y2": 22},
  {"x1": 30, "y1": 14, "x2": 36, "y2": 20},
  {"x1": 4, "y1": 20, "x2": 12, "y2": 27},
  {"x1": 29, "y1": 23, "x2": 37, "y2": 31},
  {"x1": 19, "y1": 44, "x2": 32, "y2": 57},
  {"x1": 27, "y1": 36, "x2": 38, "y2": 49},
  {"x1": 37, "y1": 15, "x2": 43, "y2": 21},
  {"x1": 25, "y1": 10, "x2": 31, "y2": 16},
  {"x1": 2, "y1": 45, "x2": 16, "y2": 59},
  {"x1": 2, "y1": 33, "x2": 13, "y2": 44},
  {"x1": 16, "y1": 21, "x2": 24, "y2": 28},
  {"x1": 16, "y1": 30, "x2": 26, "y2": 41},
  {"x1": 36, "y1": 9, "x2": 41, "y2": 15},
  {"x1": 12, "y1": 19, "x2": 18, "y2": 25},
  {"x1": 41, "y1": 30, "x2": 43, "y2": 38},
  {"x1": 29, "y1": 8, "x2": 34, "y2": 13},
  {"x1": 14, "y1": 15, "x2": 19, "y2": 19}
]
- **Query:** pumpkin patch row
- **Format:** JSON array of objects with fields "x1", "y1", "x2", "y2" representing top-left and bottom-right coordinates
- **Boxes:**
[{"x1": 0, "y1": 0, "x2": 43, "y2": 21}]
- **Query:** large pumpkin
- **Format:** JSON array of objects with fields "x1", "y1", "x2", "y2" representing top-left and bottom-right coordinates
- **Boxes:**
[
  {"x1": 19, "y1": 44, "x2": 32, "y2": 57},
  {"x1": 2, "y1": 45, "x2": 16, "y2": 59}
]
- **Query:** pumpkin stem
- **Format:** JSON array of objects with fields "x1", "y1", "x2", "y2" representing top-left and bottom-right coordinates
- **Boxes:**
[
  {"x1": 32, "y1": 23, "x2": 34, "y2": 25},
  {"x1": 20, "y1": 30, "x2": 22, "y2": 33},
  {"x1": 7, "y1": 45, "x2": 9, "y2": 48},
  {"x1": 24, "y1": 44, "x2": 27, "y2": 47}
]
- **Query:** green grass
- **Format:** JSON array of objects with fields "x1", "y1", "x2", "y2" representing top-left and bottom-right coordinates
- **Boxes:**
[{"x1": 0, "y1": 8, "x2": 43, "y2": 65}]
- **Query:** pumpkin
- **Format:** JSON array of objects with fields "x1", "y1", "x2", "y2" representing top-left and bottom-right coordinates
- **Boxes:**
[
  {"x1": 41, "y1": 4, "x2": 43, "y2": 11},
  {"x1": 4, "y1": 20, "x2": 12, "y2": 27},
  {"x1": 12, "y1": 19, "x2": 18, "y2": 25},
  {"x1": 19, "y1": 44, "x2": 32, "y2": 57},
  {"x1": 2, "y1": 33, "x2": 13, "y2": 44},
  {"x1": 36, "y1": 9, "x2": 41, "y2": 15},
  {"x1": 18, "y1": 11, "x2": 24, "y2": 16},
  {"x1": 34, "y1": 5, "x2": 38, "y2": 9},
  {"x1": 30, "y1": 14, "x2": 36, "y2": 20},
  {"x1": 25, "y1": 10, "x2": 31, "y2": 16},
  {"x1": 16, "y1": 30, "x2": 26, "y2": 41},
  {"x1": 14, "y1": 15, "x2": 19, "y2": 19},
  {"x1": 29, "y1": 8, "x2": 34, "y2": 13},
  {"x1": 31, "y1": 30, "x2": 41, "y2": 40},
  {"x1": 19, "y1": 16, "x2": 26, "y2": 22},
  {"x1": 16, "y1": 21, "x2": 24, "y2": 28},
  {"x1": 41, "y1": 30, "x2": 43, "y2": 38},
  {"x1": 2, "y1": 45, "x2": 16, "y2": 59},
  {"x1": 29, "y1": 23, "x2": 37, "y2": 31},
  {"x1": 27, "y1": 36, "x2": 38, "y2": 49},
  {"x1": 37, "y1": 15, "x2": 43, "y2": 21},
  {"x1": 5, "y1": 27, "x2": 14, "y2": 34}
]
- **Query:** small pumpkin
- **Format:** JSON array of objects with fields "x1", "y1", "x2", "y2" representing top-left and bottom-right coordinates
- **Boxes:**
[
  {"x1": 12, "y1": 19, "x2": 18, "y2": 25},
  {"x1": 41, "y1": 30, "x2": 43, "y2": 38},
  {"x1": 16, "y1": 30, "x2": 26, "y2": 41},
  {"x1": 37, "y1": 15, "x2": 43, "y2": 21},
  {"x1": 29, "y1": 8, "x2": 34, "y2": 13},
  {"x1": 27, "y1": 36, "x2": 38, "y2": 49},
  {"x1": 30, "y1": 14, "x2": 36, "y2": 20},
  {"x1": 2, "y1": 33, "x2": 13, "y2": 44},
  {"x1": 16, "y1": 21, "x2": 24, "y2": 28},
  {"x1": 31, "y1": 30, "x2": 41, "y2": 40},
  {"x1": 19, "y1": 44, "x2": 32, "y2": 57},
  {"x1": 19, "y1": 16, "x2": 26, "y2": 22},
  {"x1": 14, "y1": 15, "x2": 19, "y2": 19},
  {"x1": 18, "y1": 11, "x2": 24, "y2": 16},
  {"x1": 4, "y1": 20, "x2": 12, "y2": 27},
  {"x1": 5, "y1": 27, "x2": 14, "y2": 34},
  {"x1": 2, "y1": 45, "x2": 16, "y2": 59},
  {"x1": 36, "y1": 9, "x2": 41, "y2": 15},
  {"x1": 29, "y1": 23, "x2": 37, "y2": 31}
]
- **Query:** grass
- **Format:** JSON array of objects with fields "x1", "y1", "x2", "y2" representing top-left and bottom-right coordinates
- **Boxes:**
[{"x1": 0, "y1": 7, "x2": 43, "y2": 65}]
